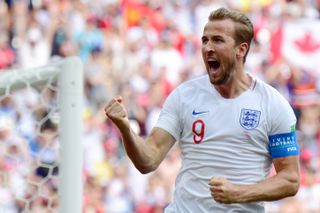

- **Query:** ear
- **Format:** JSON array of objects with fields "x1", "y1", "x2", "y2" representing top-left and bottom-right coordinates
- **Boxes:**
[{"x1": 236, "y1": 42, "x2": 249, "y2": 60}]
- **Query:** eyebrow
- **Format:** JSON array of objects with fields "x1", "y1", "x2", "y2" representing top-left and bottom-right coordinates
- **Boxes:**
[{"x1": 202, "y1": 35, "x2": 225, "y2": 40}]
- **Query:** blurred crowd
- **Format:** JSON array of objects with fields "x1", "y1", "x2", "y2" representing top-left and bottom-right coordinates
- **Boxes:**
[{"x1": 0, "y1": 0, "x2": 320, "y2": 212}]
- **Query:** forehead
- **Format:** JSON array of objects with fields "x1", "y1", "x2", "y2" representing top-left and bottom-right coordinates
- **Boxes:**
[{"x1": 202, "y1": 19, "x2": 235, "y2": 37}]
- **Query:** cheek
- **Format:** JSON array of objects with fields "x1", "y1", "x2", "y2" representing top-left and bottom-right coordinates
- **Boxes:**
[
  {"x1": 201, "y1": 50, "x2": 207, "y2": 64},
  {"x1": 222, "y1": 49, "x2": 237, "y2": 61},
  {"x1": 201, "y1": 47, "x2": 206, "y2": 57},
  {"x1": 235, "y1": 49, "x2": 242, "y2": 59}
]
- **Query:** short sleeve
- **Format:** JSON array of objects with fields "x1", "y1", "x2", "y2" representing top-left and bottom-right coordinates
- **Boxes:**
[
  {"x1": 154, "y1": 88, "x2": 182, "y2": 141},
  {"x1": 268, "y1": 92, "x2": 299, "y2": 159}
]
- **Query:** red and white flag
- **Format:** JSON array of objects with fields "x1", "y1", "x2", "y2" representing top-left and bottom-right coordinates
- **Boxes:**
[{"x1": 281, "y1": 19, "x2": 320, "y2": 75}]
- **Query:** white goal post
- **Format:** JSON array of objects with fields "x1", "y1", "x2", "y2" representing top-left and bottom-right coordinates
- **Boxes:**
[{"x1": 0, "y1": 57, "x2": 83, "y2": 213}]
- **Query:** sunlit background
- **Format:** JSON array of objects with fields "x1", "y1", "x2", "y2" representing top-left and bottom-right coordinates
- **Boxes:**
[{"x1": 0, "y1": 0, "x2": 319, "y2": 212}]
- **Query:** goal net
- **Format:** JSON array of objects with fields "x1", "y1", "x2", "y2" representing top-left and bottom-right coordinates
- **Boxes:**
[{"x1": 0, "y1": 57, "x2": 83, "y2": 213}]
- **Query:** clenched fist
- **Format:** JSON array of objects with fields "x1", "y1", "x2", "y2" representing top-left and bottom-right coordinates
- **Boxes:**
[
  {"x1": 104, "y1": 97, "x2": 129, "y2": 128},
  {"x1": 209, "y1": 176, "x2": 239, "y2": 204}
]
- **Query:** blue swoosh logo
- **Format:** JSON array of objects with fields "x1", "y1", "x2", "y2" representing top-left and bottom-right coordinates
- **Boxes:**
[{"x1": 192, "y1": 110, "x2": 209, "y2": 116}]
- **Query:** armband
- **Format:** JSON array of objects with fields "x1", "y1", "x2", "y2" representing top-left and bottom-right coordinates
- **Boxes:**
[{"x1": 268, "y1": 131, "x2": 299, "y2": 159}]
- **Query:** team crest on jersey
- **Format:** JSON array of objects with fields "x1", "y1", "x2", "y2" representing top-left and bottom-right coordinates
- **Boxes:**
[{"x1": 239, "y1": 109, "x2": 261, "y2": 130}]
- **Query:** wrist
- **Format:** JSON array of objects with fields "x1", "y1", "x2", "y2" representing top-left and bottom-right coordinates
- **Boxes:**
[
  {"x1": 231, "y1": 185, "x2": 246, "y2": 203},
  {"x1": 114, "y1": 117, "x2": 130, "y2": 132}
]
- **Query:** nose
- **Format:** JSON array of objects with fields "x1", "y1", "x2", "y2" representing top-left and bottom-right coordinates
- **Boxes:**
[{"x1": 203, "y1": 41, "x2": 215, "y2": 54}]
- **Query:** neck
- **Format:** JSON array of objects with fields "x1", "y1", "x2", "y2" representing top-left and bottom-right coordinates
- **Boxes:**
[{"x1": 214, "y1": 70, "x2": 252, "y2": 99}]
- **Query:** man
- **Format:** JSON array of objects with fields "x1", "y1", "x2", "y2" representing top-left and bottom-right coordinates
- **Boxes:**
[{"x1": 104, "y1": 7, "x2": 300, "y2": 213}]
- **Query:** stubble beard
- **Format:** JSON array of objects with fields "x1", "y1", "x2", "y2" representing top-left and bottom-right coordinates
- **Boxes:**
[{"x1": 209, "y1": 60, "x2": 236, "y2": 85}]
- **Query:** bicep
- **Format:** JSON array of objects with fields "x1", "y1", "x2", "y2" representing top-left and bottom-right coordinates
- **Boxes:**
[
  {"x1": 146, "y1": 127, "x2": 176, "y2": 164},
  {"x1": 268, "y1": 132, "x2": 300, "y2": 195}
]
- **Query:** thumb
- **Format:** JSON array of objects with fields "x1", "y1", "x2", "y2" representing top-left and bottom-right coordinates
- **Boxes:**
[
  {"x1": 115, "y1": 96, "x2": 123, "y2": 103},
  {"x1": 209, "y1": 176, "x2": 226, "y2": 186}
]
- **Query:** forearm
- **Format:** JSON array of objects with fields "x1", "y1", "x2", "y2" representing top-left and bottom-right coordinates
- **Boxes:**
[
  {"x1": 233, "y1": 171, "x2": 300, "y2": 203},
  {"x1": 117, "y1": 121, "x2": 159, "y2": 174},
  {"x1": 104, "y1": 97, "x2": 173, "y2": 174}
]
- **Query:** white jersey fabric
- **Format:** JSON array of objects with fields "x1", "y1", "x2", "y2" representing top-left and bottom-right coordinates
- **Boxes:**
[{"x1": 155, "y1": 74, "x2": 297, "y2": 213}]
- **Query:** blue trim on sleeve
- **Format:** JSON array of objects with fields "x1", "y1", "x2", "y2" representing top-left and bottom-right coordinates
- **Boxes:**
[{"x1": 268, "y1": 132, "x2": 299, "y2": 159}]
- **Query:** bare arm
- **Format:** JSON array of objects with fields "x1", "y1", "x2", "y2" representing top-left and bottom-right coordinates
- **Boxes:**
[
  {"x1": 104, "y1": 97, "x2": 176, "y2": 174},
  {"x1": 209, "y1": 155, "x2": 300, "y2": 203}
]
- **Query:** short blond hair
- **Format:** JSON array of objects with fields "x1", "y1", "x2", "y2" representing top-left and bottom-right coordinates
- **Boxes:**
[{"x1": 208, "y1": 8, "x2": 254, "y2": 62}]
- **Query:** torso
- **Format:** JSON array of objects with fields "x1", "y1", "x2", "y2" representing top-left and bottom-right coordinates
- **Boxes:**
[{"x1": 156, "y1": 75, "x2": 294, "y2": 213}]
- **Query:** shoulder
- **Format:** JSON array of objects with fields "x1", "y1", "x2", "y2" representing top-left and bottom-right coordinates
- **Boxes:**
[
  {"x1": 163, "y1": 75, "x2": 209, "y2": 105},
  {"x1": 254, "y1": 78, "x2": 290, "y2": 106},
  {"x1": 175, "y1": 75, "x2": 209, "y2": 93},
  {"x1": 254, "y1": 78, "x2": 296, "y2": 123}
]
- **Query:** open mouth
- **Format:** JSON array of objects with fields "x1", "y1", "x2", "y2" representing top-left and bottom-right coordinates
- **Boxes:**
[{"x1": 208, "y1": 60, "x2": 220, "y2": 71}]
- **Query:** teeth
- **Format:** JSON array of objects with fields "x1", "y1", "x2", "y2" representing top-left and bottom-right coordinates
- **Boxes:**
[{"x1": 208, "y1": 60, "x2": 217, "y2": 64}]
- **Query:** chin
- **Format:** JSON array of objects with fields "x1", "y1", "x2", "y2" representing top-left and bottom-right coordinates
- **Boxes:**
[
  {"x1": 210, "y1": 80, "x2": 224, "y2": 85},
  {"x1": 209, "y1": 74, "x2": 229, "y2": 85},
  {"x1": 209, "y1": 77, "x2": 221, "y2": 85}
]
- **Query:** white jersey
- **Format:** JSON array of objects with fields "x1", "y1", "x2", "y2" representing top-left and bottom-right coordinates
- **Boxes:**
[{"x1": 155, "y1": 75, "x2": 297, "y2": 213}]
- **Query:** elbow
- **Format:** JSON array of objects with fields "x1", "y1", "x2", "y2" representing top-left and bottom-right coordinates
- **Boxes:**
[
  {"x1": 139, "y1": 167, "x2": 154, "y2": 174},
  {"x1": 288, "y1": 175, "x2": 300, "y2": 197},
  {"x1": 289, "y1": 180, "x2": 300, "y2": 196},
  {"x1": 135, "y1": 163, "x2": 159, "y2": 174}
]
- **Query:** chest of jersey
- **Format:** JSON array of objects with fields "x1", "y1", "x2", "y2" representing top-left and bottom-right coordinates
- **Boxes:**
[{"x1": 179, "y1": 92, "x2": 268, "y2": 153}]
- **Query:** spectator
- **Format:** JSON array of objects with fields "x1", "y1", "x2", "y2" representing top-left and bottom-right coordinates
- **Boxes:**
[{"x1": 0, "y1": 1, "x2": 319, "y2": 212}]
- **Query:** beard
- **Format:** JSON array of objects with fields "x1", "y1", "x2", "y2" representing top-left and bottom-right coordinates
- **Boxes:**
[{"x1": 209, "y1": 60, "x2": 236, "y2": 85}]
